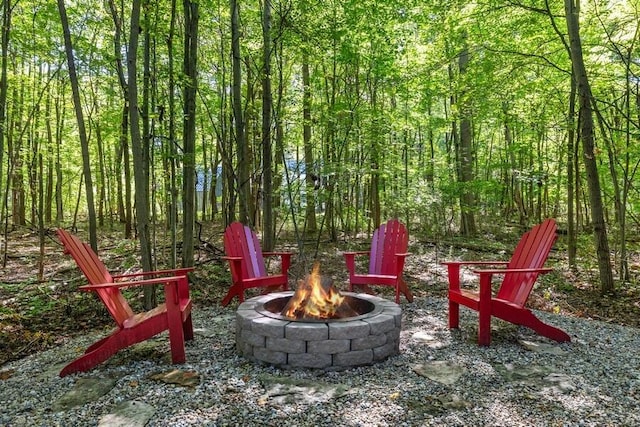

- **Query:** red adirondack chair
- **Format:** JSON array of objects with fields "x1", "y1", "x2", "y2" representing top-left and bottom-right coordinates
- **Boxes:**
[
  {"x1": 344, "y1": 219, "x2": 413, "y2": 304},
  {"x1": 221, "y1": 222, "x2": 292, "y2": 306},
  {"x1": 56, "y1": 229, "x2": 194, "y2": 377},
  {"x1": 442, "y1": 218, "x2": 571, "y2": 346}
]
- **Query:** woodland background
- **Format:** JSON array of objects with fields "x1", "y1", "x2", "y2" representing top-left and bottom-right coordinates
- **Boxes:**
[{"x1": 1, "y1": 0, "x2": 640, "y2": 364}]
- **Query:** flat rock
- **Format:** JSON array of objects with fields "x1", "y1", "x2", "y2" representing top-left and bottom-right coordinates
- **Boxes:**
[
  {"x1": 518, "y1": 339, "x2": 568, "y2": 355},
  {"x1": 412, "y1": 331, "x2": 449, "y2": 349},
  {"x1": 98, "y1": 400, "x2": 155, "y2": 427},
  {"x1": 258, "y1": 374, "x2": 352, "y2": 404},
  {"x1": 148, "y1": 369, "x2": 200, "y2": 388},
  {"x1": 412, "y1": 361, "x2": 465, "y2": 385},
  {"x1": 52, "y1": 377, "x2": 117, "y2": 412}
]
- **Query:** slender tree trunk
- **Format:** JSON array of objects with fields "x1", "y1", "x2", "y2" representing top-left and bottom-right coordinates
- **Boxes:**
[
  {"x1": 231, "y1": 0, "x2": 248, "y2": 224},
  {"x1": 564, "y1": 0, "x2": 614, "y2": 294},
  {"x1": 182, "y1": 0, "x2": 199, "y2": 267},
  {"x1": 142, "y1": 2, "x2": 153, "y2": 271},
  {"x1": 45, "y1": 85, "x2": 53, "y2": 223},
  {"x1": 0, "y1": 0, "x2": 10, "y2": 233},
  {"x1": 55, "y1": 77, "x2": 64, "y2": 223},
  {"x1": 567, "y1": 76, "x2": 577, "y2": 268},
  {"x1": 167, "y1": 0, "x2": 178, "y2": 268},
  {"x1": 369, "y1": 80, "x2": 381, "y2": 229},
  {"x1": 128, "y1": 0, "x2": 155, "y2": 309},
  {"x1": 302, "y1": 53, "x2": 317, "y2": 234},
  {"x1": 108, "y1": 0, "x2": 133, "y2": 237},
  {"x1": 57, "y1": 0, "x2": 97, "y2": 250},
  {"x1": 457, "y1": 31, "x2": 476, "y2": 236},
  {"x1": 261, "y1": 0, "x2": 275, "y2": 250}
]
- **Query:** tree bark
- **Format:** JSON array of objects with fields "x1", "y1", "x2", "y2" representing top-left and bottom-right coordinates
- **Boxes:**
[
  {"x1": 564, "y1": 0, "x2": 614, "y2": 293},
  {"x1": 302, "y1": 53, "x2": 317, "y2": 234},
  {"x1": 261, "y1": 0, "x2": 275, "y2": 250},
  {"x1": 167, "y1": 0, "x2": 178, "y2": 268},
  {"x1": 231, "y1": 0, "x2": 248, "y2": 224},
  {"x1": 182, "y1": 0, "x2": 199, "y2": 267},
  {"x1": 107, "y1": 0, "x2": 133, "y2": 237},
  {"x1": 127, "y1": 0, "x2": 155, "y2": 308},
  {"x1": 57, "y1": 0, "x2": 98, "y2": 250},
  {"x1": 457, "y1": 31, "x2": 476, "y2": 236}
]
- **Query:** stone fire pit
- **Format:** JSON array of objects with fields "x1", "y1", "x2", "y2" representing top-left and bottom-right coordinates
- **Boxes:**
[{"x1": 236, "y1": 291, "x2": 402, "y2": 369}]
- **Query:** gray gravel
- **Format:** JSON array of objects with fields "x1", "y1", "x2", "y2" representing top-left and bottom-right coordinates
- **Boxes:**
[{"x1": 1, "y1": 295, "x2": 639, "y2": 426}]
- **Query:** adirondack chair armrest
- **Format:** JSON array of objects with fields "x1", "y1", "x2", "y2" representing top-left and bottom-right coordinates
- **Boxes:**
[
  {"x1": 472, "y1": 267, "x2": 553, "y2": 275},
  {"x1": 473, "y1": 268, "x2": 553, "y2": 302},
  {"x1": 343, "y1": 251, "x2": 371, "y2": 256},
  {"x1": 112, "y1": 267, "x2": 194, "y2": 281},
  {"x1": 78, "y1": 275, "x2": 187, "y2": 291},
  {"x1": 262, "y1": 251, "x2": 291, "y2": 257},
  {"x1": 343, "y1": 251, "x2": 370, "y2": 275},
  {"x1": 442, "y1": 260, "x2": 509, "y2": 267},
  {"x1": 263, "y1": 252, "x2": 293, "y2": 274},
  {"x1": 442, "y1": 261, "x2": 510, "y2": 292}
]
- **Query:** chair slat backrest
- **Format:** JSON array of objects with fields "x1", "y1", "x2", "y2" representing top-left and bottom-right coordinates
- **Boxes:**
[
  {"x1": 496, "y1": 219, "x2": 557, "y2": 307},
  {"x1": 57, "y1": 229, "x2": 134, "y2": 326},
  {"x1": 369, "y1": 219, "x2": 408, "y2": 276},
  {"x1": 224, "y1": 222, "x2": 267, "y2": 280}
]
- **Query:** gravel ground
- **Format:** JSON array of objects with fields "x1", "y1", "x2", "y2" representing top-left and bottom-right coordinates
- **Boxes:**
[{"x1": 1, "y1": 295, "x2": 640, "y2": 427}]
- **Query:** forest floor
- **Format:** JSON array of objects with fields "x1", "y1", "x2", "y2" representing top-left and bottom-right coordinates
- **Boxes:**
[{"x1": 1, "y1": 222, "x2": 640, "y2": 367}]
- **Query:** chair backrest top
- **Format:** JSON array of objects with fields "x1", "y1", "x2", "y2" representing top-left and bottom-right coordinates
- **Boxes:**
[
  {"x1": 369, "y1": 219, "x2": 408, "y2": 276},
  {"x1": 497, "y1": 218, "x2": 558, "y2": 307},
  {"x1": 223, "y1": 222, "x2": 267, "y2": 279},
  {"x1": 57, "y1": 229, "x2": 134, "y2": 326}
]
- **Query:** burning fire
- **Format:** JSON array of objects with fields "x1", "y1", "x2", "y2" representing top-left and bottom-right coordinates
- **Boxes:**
[{"x1": 281, "y1": 262, "x2": 354, "y2": 319}]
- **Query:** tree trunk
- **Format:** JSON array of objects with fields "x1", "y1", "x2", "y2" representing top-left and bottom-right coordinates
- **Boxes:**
[
  {"x1": 231, "y1": 0, "x2": 248, "y2": 224},
  {"x1": 564, "y1": 0, "x2": 614, "y2": 294},
  {"x1": 128, "y1": 0, "x2": 155, "y2": 308},
  {"x1": 57, "y1": 0, "x2": 97, "y2": 250},
  {"x1": 0, "y1": 0, "x2": 10, "y2": 230},
  {"x1": 457, "y1": 31, "x2": 476, "y2": 236},
  {"x1": 302, "y1": 53, "x2": 317, "y2": 234},
  {"x1": 261, "y1": 0, "x2": 274, "y2": 250},
  {"x1": 108, "y1": 0, "x2": 133, "y2": 237},
  {"x1": 182, "y1": 0, "x2": 199, "y2": 267},
  {"x1": 167, "y1": 0, "x2": 178, "y2": 268},
  {"x1": 567, "y1": 75, "x2": 577, "y2": 268}
]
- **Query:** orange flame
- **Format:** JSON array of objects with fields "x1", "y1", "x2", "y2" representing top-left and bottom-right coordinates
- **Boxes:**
[{"x1": 282, "y1": 262, "x2": 345, "y2": 319}]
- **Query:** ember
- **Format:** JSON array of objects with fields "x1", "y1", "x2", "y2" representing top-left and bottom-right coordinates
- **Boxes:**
[{"x1": 281, "y1": 262, "x2": 357, "y2": 320}]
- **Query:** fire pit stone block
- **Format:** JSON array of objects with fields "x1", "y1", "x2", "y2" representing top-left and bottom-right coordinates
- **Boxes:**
[
  {"x1": 351, "y1": 333, "x2": 387, "y2": 350},
  {"x1": 285, "y1": 323, "x2": 329, "y2": 341},
  {"x1": 251, "y1": 317, "x2": 289, "y2": 338},
  {"x1": 253, "y1": 347, "x2": 287, "y2": 365},
  {"x1": 334, "y1": 349, "x2": 374, "y2": 367},
  {"x1": 266, "y1": 337, "x2": 306, "y2": 353},
  {"x1": 307, "y1": 339, "x2": 351, "y2": 354},
  {"x1": 236, "y1": 292, "x2": 402, "y2": 370},
  {"x1": 328, "y1": 321, "x2": 370, "y2": 339},
  {"x1": 364, "y1": 315, "x2": 397, "y2": 335},
  {"x1": 288, "y1": 353, "x2": 333, "y2": 369}
]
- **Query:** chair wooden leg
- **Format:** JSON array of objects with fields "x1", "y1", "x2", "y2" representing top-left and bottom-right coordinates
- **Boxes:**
[
  {"x1": 183, "y1": 314, "x2": 194, "y2": 341},
  {"x1": 221, "y1": 284, "x2": 242, "y2": 307},
  {"x1": 478, "y1": 306, "x2": 491, "y2": 346},
  {"x1": 398, "y1": 278, "x2": 413, "y2": 303},
  {"x1": 516, "y1": 309, "x2": 571, "y2": 343},
  {"x1": 448, "y1": 300, "x2": 460, "y2": 329},
  {"x1": 60, "y1": 333, "x2": 121, "y2": 377}
]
